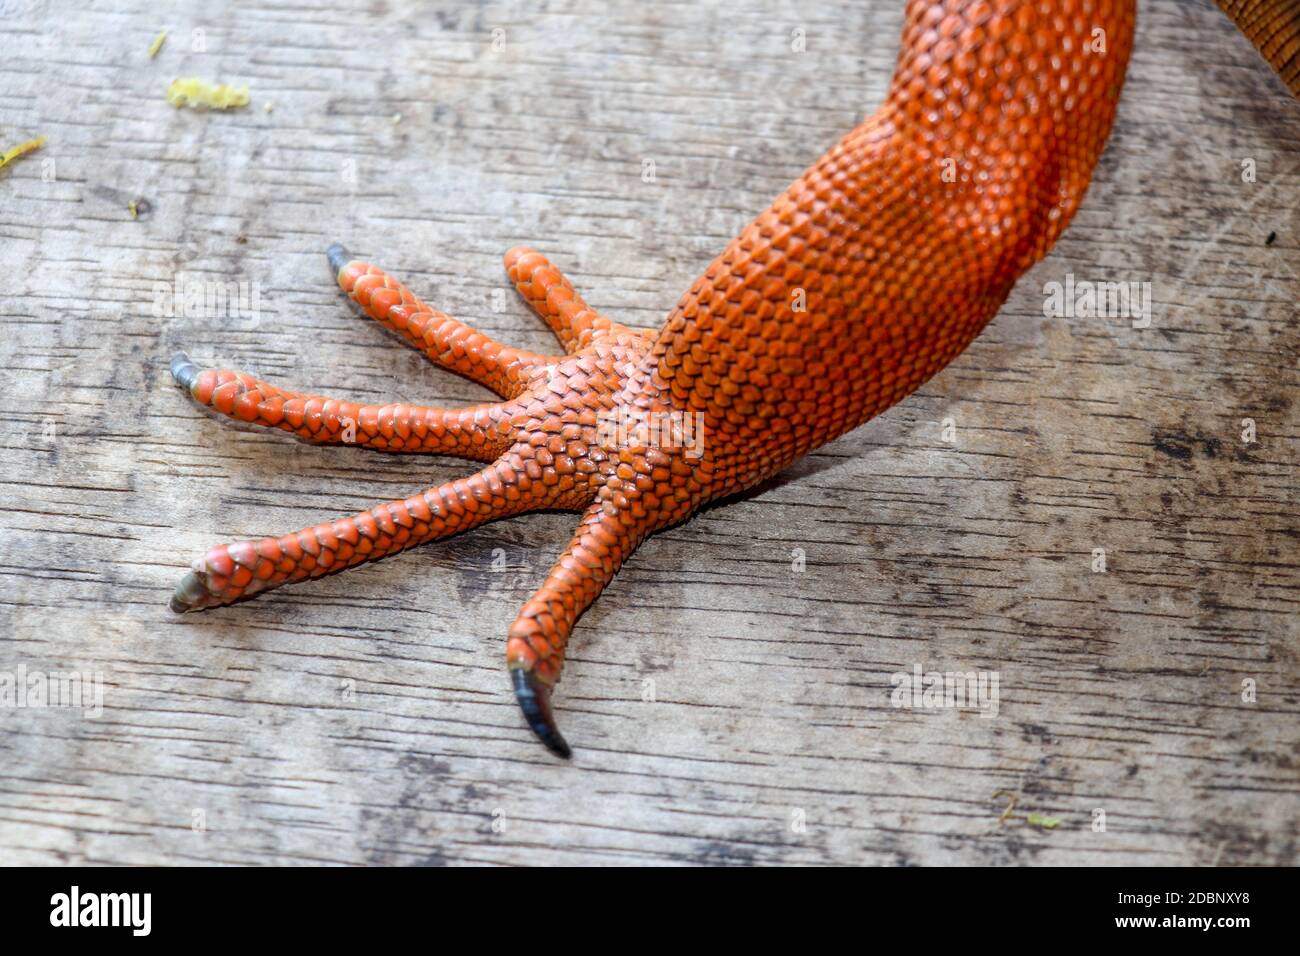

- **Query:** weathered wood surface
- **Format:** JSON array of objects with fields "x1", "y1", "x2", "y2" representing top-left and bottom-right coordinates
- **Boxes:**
[{"x1": 0, "y1": 0, "x2": 1296, "y2": 866}]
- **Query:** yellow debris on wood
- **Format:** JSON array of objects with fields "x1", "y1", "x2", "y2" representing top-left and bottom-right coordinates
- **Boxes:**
[
  {"x1": 263, "y1": 102, "x2": 274, "y2": 113},
  {"x1": 128, "y1": 200, "x2": 139, "y2": 220},
  {"x1": 0, "y1": 136, "x2": 46, "y2": 172},
  {"x1": 992, "y1": 791, "x2": 1061, "y2": 830},
  {"x1": 167, "y1": 77, "x2": 250, "y2": 110},
  {"x1": 148, "y1": 30, "x2": 167, "y2": 59}
]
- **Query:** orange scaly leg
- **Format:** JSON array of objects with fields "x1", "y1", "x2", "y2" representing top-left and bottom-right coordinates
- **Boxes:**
[
  {"x1": 171, "y1": 0, "x2": 1174, "y2": 757},
  {"x1": 329, "y1": 245, "x2": 556, "y2": 399},
  {"x1": 503, "y1": 246, "x2": 641, "y2": 352},
  {"x1": 169, "y1": 354, "x2": 510, "y2": 460},
  {"x1": 507, "y1": 497, "x2": 657, "y2": 757},
  {"x1": 170, "y1": 456, "x2": 547, "y2": 613},
  {"x1": 173, "y1": 244, "x2": 660, "y2": 755},
  {"x1": 1215, "y1": 0, "x2": 1300, "y2": 96}
]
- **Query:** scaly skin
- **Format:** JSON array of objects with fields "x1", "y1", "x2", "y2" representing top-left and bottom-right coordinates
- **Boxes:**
[
  {"x1": 169, "y1": 0, "x2": 1294, "y2": 756},
  {"x1": 1214, "y1": 0, "x2": 1300, "y2": 96}
]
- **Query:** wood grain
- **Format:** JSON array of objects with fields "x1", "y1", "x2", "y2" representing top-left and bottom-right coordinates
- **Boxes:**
[{"x1": 0, "y1": 0, "x2": 1296, "y2": 866}]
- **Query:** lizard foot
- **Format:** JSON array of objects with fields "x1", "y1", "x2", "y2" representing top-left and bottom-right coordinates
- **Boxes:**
[{"x1": 169, "y1": 244, "x2": 687, "y2": 756}]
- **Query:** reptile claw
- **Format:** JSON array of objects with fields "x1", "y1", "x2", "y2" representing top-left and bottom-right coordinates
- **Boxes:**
[
  {"x1": 512, "y1": 668, "x2": 572, "y2": 758},
  {"x1": 169, "y1": 351, "x2": 200, "y2": 392},
  {"x1": 169, "y1": 567, "x2": 211, "y2": 613},
  {"x1": 326, "y1": 242, "x2": 351, "y2": 275}
]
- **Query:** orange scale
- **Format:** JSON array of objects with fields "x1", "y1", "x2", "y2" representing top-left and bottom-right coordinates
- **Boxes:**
[
  {"x1": 351, "y1": 274, "x2": 382, "y2": 305},
  {"x1": 190, "y1": 369, "x2": 219, "y2": 403},
  {"x1": 201, "y1": 546, "x2": 233, "y2": 578},
  {"x1": 332, "y1": 520, "x2": 360, "y2": 546},
  {"x1": 255, "y1": 536, "x2": 283, "y2": 562},
  {"x1": 296, "y1": 531, "x2": 321, "y2": 557},
  {"x1": 368, "y1": 287, "x2": 401, "y2": 314},
  {"x1": 213, "y1": 382, "x2": 247, "y2": 416},
  {"x1": 338, "y1": 262, "x2": 368, "y2": 287}
]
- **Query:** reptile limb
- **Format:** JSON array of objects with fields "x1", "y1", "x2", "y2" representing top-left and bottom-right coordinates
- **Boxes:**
[
  {"x1": 171, "y1": 0, "x2": 1296, "y2": 755},
  {"x1": 172, "y1": 245, "x2": 663, "y2": 756}
]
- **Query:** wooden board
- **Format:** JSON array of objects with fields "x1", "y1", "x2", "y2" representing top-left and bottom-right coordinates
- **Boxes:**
[{"x1": 0, "y1": 0, "x2": 1296, "y2": 866}]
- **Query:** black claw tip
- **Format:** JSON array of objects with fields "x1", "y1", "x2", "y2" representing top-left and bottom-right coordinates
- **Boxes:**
[
  {"x1": 169, "y1": 351, "x2": 199, "y2": 391},
  {"x1": 326, "y1": 243, "x2": 351, "y2": 274},
  {"x1": 511, "y1": 668, "x2": 572, "y2": 758},
  {"x1": 169, "y1": 569, "x2": 208, "y2": 613}
]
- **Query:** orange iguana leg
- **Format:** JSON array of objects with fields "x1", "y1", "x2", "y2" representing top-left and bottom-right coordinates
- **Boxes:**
[
  {"x1": 502, "y1": 246, "x2": 637, "y2": 352},
  {"x1": 170, "y1": 456, "x2": 549, "y2": 613},
  {"x1": 171, "y1": 0, "x2": 1143, "y2": 759},
  {"x1": 329, "y1": 245, "x2": 556, "y2": 399},
  {"x1": 170, "y1": 353, "x2": 510, "y2": 460},
  {"x1": 507, "y1": 498, "x2": 657, "y2": 757},
  {"x1": 178, "y1": 0, "x2": 1297, "y2": 757},
  {"x1": 1215, "y1": 0, "x2": 1300, "y2": 96}
]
